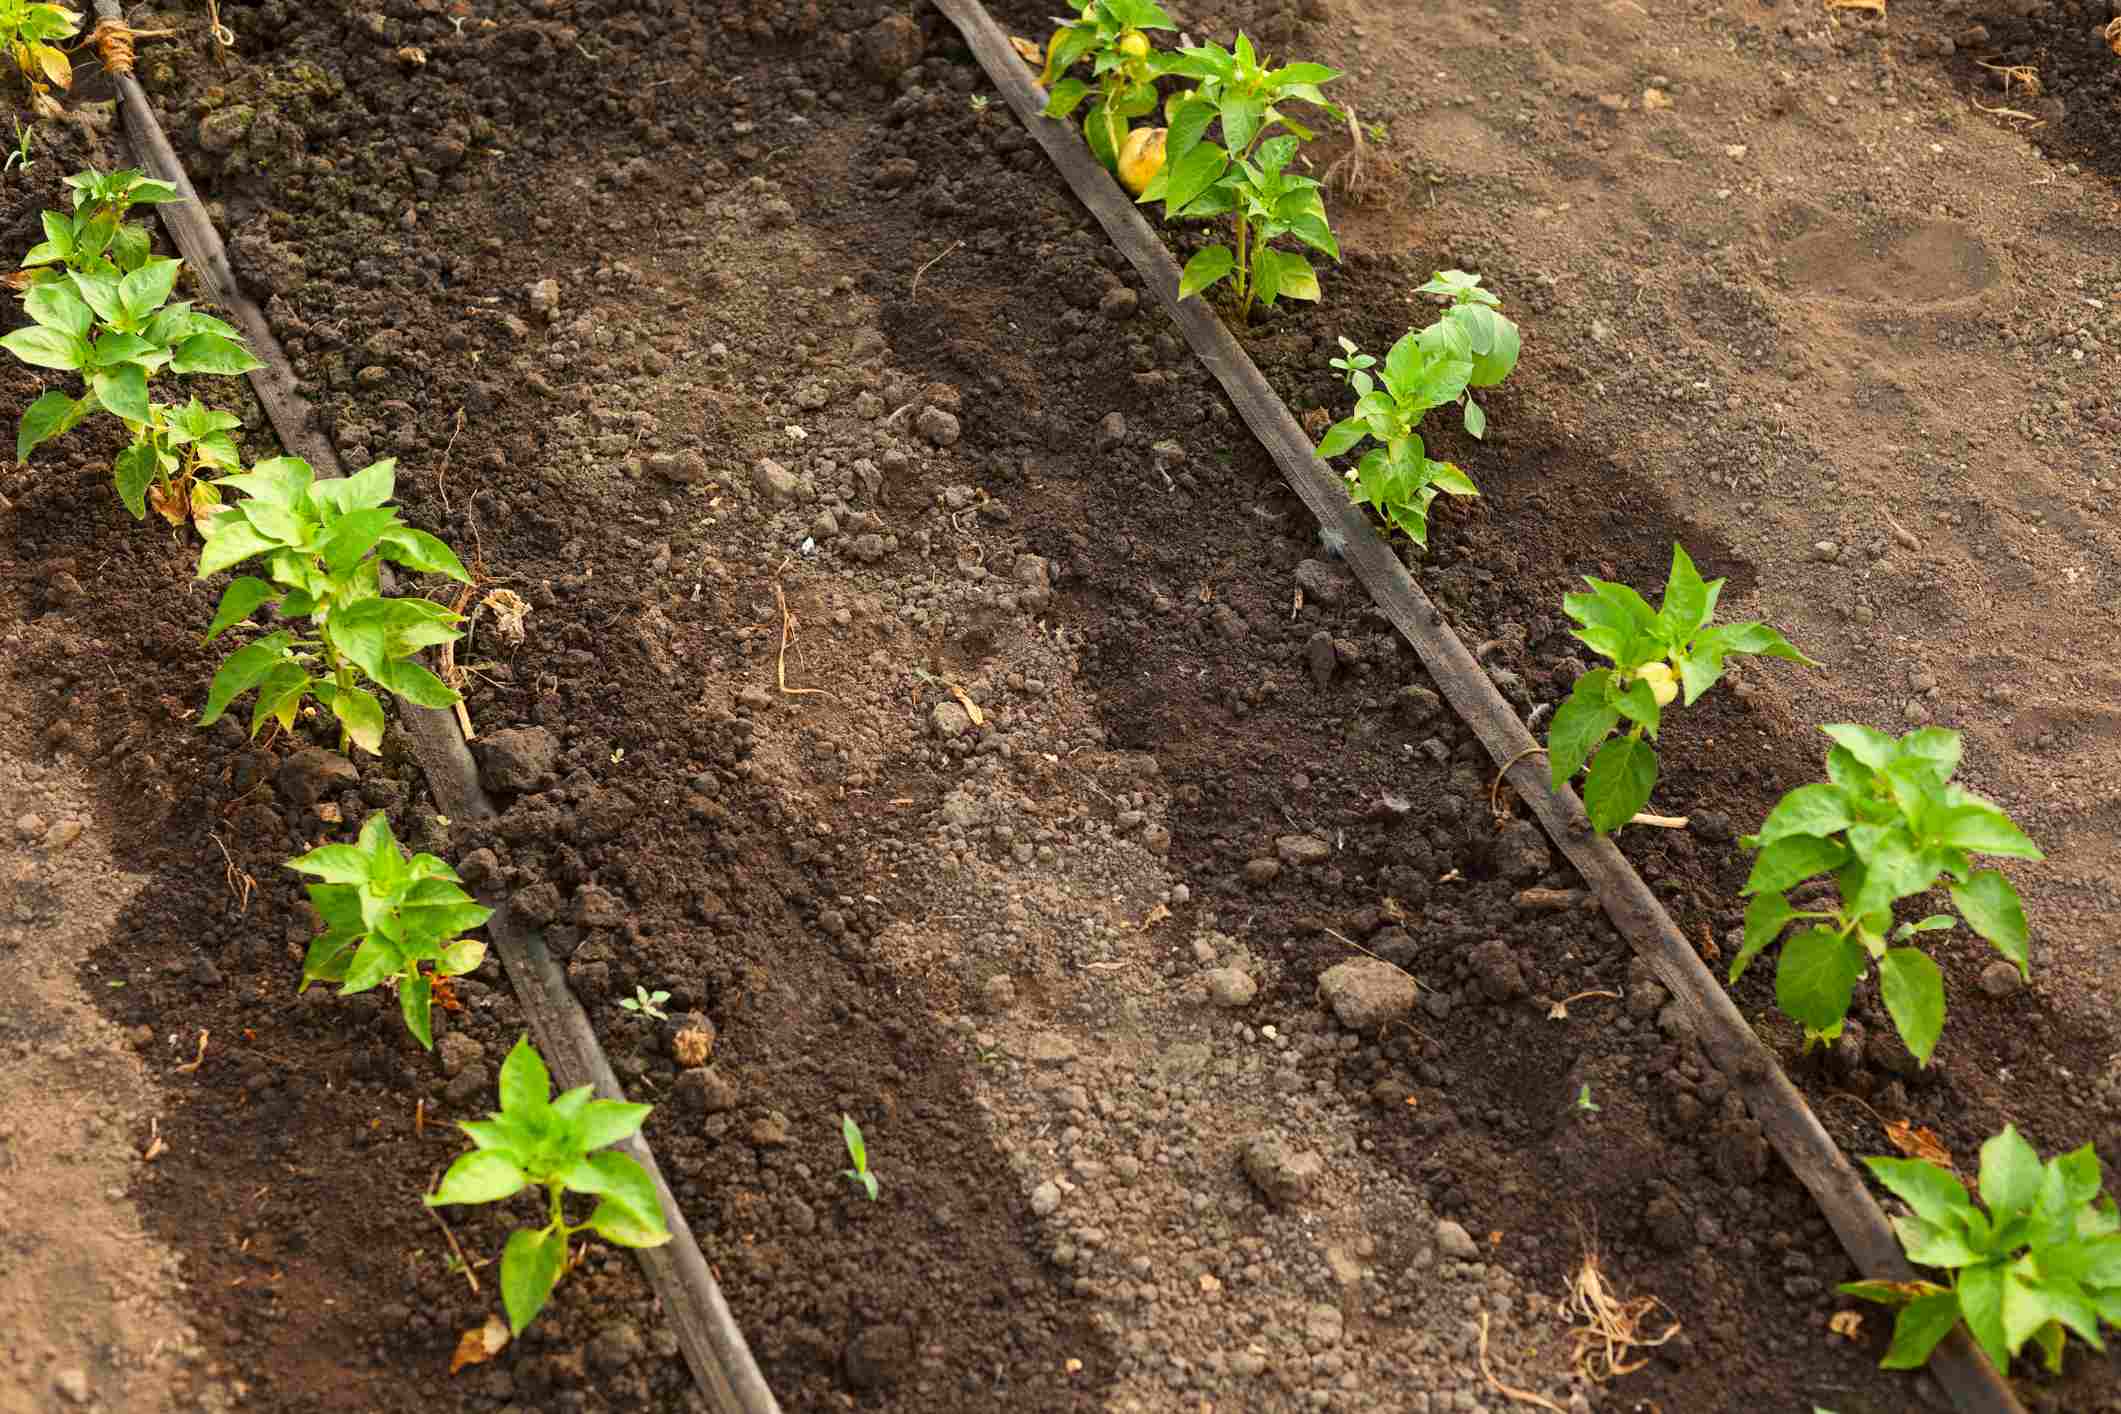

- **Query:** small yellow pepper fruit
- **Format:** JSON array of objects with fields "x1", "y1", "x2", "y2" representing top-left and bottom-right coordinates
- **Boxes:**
[
  {"x1": 1117, "y1": 30, "x2": 1150, "y2": 59},
  {"x1": 1117, "y1": 125, "x2": 1167, "y2": 196},
  {"x1": 1634, "y1": 661, "x2": 1679, "y2": 707}
]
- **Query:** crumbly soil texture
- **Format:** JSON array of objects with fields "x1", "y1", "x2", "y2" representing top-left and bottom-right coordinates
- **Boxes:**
[{"x1": 4, "y1": 0, "x2": 2119, "y2": 1412}]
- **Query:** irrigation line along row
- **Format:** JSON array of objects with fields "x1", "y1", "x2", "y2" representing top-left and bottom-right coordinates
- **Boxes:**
[
  {"x1": 931, "y1": 1, "x2": 2025, "y2": 1409},
  {"x1": 85, "y1": 6, "x2": 781, "y2": 1408}
]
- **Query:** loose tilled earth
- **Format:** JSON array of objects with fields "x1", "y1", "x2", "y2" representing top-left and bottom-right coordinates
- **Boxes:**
[{"x1": 3, "y1": 0, "x2": 2119, "y2": 1411}]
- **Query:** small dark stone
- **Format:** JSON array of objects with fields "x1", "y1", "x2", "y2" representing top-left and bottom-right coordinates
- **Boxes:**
[
  {"x1": 276, "y1": 748, "x2": 358, "y2": 806},
  {"x1": 475, "y1": 726, "x2": 560, "y2": 794},
  {"x1": 844, "y1": 1324, "x2": 914, "y2": 1390},
  {"x1": 1465, "y1": 940, "x2": 1526, "y2": 1001}
]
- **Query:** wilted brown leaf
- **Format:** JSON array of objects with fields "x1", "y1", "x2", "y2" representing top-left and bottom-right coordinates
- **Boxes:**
[
  {"x1": 1884, "y1": 1119, "x2": 1954, "y2": 1170},
  {"x1": 673, "y1": 1026, "x2": 714, "y2": 1067},
  {"x1": 450, "y1": 1314, "x2": 509, "y2": 1374},
  {"x1": 1009, "y1": 35, "x2": 1042, "y2": 65},
  {"x1": 1828, "y1": 1310, "x2": 1864, "y2": 1340}
]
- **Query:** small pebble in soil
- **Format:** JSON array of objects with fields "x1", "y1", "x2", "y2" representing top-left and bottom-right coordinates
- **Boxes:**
[
  {"x1": 1435, "y1": 1219, "x2": 1480, "y2": 1261},
  {"x1": 1979, "y1": 961, "x2": 2025, "y2": 997},
  {"x1": 1203, "y1": 968, "x2": 1257, "y2": 1008}
]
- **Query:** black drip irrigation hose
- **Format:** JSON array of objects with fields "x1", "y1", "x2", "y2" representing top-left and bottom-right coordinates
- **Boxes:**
[
  {"x1": 930, "y1": 1, "x2": 2028, "y2": 1410},
  {"x1": 87, "y1": 7, "x2": 780, "y2": 1410}
]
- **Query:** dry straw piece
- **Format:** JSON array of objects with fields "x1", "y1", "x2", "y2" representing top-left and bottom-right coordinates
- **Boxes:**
[
  {"x1": 1567, "y1": 1245, "x2": 1681, "y2": 1382},
  {"x1": 1322, "y1": 103, "x2": 1405, "y2": 209}
]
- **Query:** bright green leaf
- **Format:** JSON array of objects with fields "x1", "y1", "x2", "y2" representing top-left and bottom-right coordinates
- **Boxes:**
[
  {"x1": 1878, "y1": 947, "x2": 1945, "y2": 1066},
  {"x1": 426, "y1": 1150, "x2": 529, "y2": 1207},
  {"x1": 1582, "y1": 733, "x2": 1657, "y2": 835},
  {"x1": 1879, "y1": 1290, "x2": 1965, "y2": 1370},
  {"x1": 1178, "y1": 244, "x2": 1235, "y2": 301},
  {"x1": 1774, "y1": 927, "x2": 1866, "y2": 1035},
  {"x1": 499, "y1": 1226, "x2": 568, "y2": 1335},
  {"x1": 1950, "y1": 870, "x2": 2030, "y2": 977}
]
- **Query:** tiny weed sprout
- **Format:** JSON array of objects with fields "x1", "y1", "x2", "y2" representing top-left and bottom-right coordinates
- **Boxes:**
[
  {"x1": 426, "y1": 1036, "x2": 672, "y2": 1335},
  {"x1": 1734, "y1": 725, "x2": 2042, "y2": 1065},
  {"x1": 618, "y1": 986, "x2": 669, "y2": 1021},
  {"x1": 1575, "y1": 1084, "x2": 1599, "y2": 1114},
  {"x1": 1037, "y1": 0, "x2": 1177, "y2": 173},
  {"x1": 1315, "y1": 272, "x2": 1520, "y2": 546},
  {"x1": 286, "y1": 813, "x2": 494, "y2": 1050},
  {"x1": 196, "y1": 456, "x2": 471, "y2": 754},
  {"x1": 1327, "y1": 335, "x2": 1373, "y2": 391},
  {"x1": 840, "y1": 1113, "x2": 879, "y2": 1201},
  {"x1": 5, "y1": 117, "x2": 32, "y2": 174},
  {"x1": 1546, "y1": 544, "x2": 1813, "y2": 834},
  {"x1": 1138, "y1": 34, "x2": 1343, "y2": 322},
  {"x1": 1839, "y1": 1124, "x2": 2120, "y2": 1376},
  {"x1": 0, "y1": 1, "x2": 77, "y2": 115}
]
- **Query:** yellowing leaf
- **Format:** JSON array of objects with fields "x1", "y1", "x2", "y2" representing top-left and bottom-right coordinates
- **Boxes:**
[
  {"x1": 1828, "y1": 1310, "x2": 1864, "y2": 1340},
  {"x1": 30, "y1": 41, "x2": 70, "y2": 88},
  {"x1": 450, "y1": 1314, "x2": 509, "y2": 1374},
  {"x1": 947, "y1": 682, "x2": 984, "y2": 726},
  {"x1": 1010, "y1": 35, "x2": 1042, "y2": 65}
]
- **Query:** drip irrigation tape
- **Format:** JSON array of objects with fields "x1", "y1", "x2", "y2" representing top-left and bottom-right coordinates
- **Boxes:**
[
  {"x1": 931, "y1": 1, "x2": 2025, "y2": 1409},
  {"x1": 86, "y1": 6, "x2": 780, "y2": 1408}
]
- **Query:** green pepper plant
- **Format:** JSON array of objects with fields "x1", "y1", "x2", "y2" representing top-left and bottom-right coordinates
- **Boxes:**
[
  {"x1": 197, "y1": 455, "x2": 471, "y2": 754},
  {"x1": 426, "y1": 1036, "x2": 672, "y2": 1334},
  {"x1": 1037, "y1": 0, "x2": 1177, "y2": 172},
  {"x1": 1733, "y1": 724, "x2": 2041, "y2": 1065},
  {"x1": 1315, "y1": 272, "x2": 1520, "y2": 546},
  {"x1": 6, "y1": 171, "x2": 262, "y2": 523},
  {"x1": 1134, "y1": 34, "x2": 1342, "y2": 321},
  {"x1": 1545, "y1": 544, "x2": 1813, "y2": 834},
  {"x1": 1840, "y1": 1125, "x2": 2119, "y2": 1376},
  {"x1": 286, "y1": 813, "x2": 493, "y2": 1050}
]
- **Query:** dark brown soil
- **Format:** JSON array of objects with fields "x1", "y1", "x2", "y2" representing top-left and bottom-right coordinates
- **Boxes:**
[{"x1": 6, "y1": 0, "x2": 2119, "y2": 1411}]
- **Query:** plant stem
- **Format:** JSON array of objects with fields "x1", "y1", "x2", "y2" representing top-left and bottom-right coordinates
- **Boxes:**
[{"x1": 1234, "y1": 212, "x2": 1251, "y2": 324}]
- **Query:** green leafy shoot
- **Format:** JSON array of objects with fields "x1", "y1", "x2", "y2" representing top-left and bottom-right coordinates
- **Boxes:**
[
  {"x1": 1327, "y1": 334, "x2": 1374, "y2": 392},
  {"x1": 1734, "y1": 725, "x2": 2042, "y2": 1065},
  {"x1": 196, "y1": 456, "x2": 471, "y2": 754},
  {"x1": 284, "y1": 813, "x2": 493, "y2": 1050},
  {"x1": 1137, "y1": 33, "x2": 1342, "y2": 322},
  {"x1": 1314, "y1": 271, "x2": 1519, "y2": 547},
  {"x1": 426, "y1": 1036, "x2": 672, "y2": 1334},
  {"x1": 840, "y1": 1113, "x2": 879, "y2": 1201},
  {"x1": 1546, "y1": 543, "x2": 1814, "y2": 834},
  {"x1": 1575, "y1": 1084, "x2": 1599, "y2": 1115},
  {"x1": 18, "y1": 167, "x2": 182, "y2": 282},
  {"x1": 8, "y1": 172, "x2": 259, "y2": 522},
  {"x1": 1839, "y1": 1125, "x2": 2119, "y2": 1376},
  {"x1": 618, "y1": 985, "x2": 670, "y2": 1021},
  {"x1": 1036, "y1": 0, "x2": 1177, "y2": 172}
]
